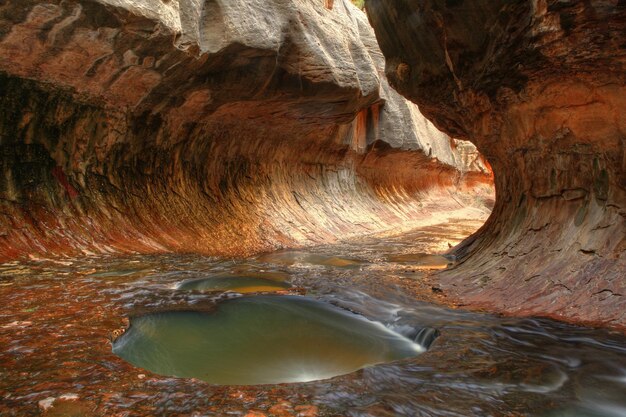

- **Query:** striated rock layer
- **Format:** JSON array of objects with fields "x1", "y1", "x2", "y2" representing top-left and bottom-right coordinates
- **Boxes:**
[
  {"x1": 367, "y1": 0, "x2": 626, "y2": 328},
  {"x1": 0, "y1": 0, "x2": 492, "y2": 261}
]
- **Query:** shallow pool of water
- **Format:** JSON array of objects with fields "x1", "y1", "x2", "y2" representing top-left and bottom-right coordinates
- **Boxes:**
[
  {"x1": 1, "y1": 219, "x2": 625, "y2": 416},
  {"x1": 176, "y1": 274, "x2": 291, "y2": 293},
  {"x1": 113, "y1": 296, "x2": 423, "y2": 385}
]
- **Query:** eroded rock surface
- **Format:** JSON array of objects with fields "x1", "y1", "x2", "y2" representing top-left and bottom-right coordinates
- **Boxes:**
[
  {"x1": 0, "y1": 0, "x2": 492, "y2": 260},
  {"x1": 367, "y1": 0, "x2": 626, "y2": 328}
]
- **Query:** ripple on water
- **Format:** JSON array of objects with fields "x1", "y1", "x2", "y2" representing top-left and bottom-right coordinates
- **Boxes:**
[{"x1": 112, "y1": 295, "x2": 424, "y2": 385}]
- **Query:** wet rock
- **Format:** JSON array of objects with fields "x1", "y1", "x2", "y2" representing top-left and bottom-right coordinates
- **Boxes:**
[
  {"x1": 411, "y1": 327, "x2": 440, "y2": 349},
  {"x1": 38, "y1": 397, "x2": 56, "y2": 411},
  {"x1": 37, "y1": 394, "x2": 92, "y2": 417},
  {"x1": 366, "y1": 0, "x2": 626, "y2": 329},
  {"x1": 385, "y1": 253, "x2": 452, "y2": 269},
  {"x1": 294, "y1": 405, "x2": 319, "y2": 417}
]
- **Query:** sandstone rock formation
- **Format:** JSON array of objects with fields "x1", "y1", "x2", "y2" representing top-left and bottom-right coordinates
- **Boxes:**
[
  {"x1": 367, "y1": 0, "x2": 626, "y2": 328},
  {"x1": 0, "y1": 0, "x2": 491, "y2": 261}
]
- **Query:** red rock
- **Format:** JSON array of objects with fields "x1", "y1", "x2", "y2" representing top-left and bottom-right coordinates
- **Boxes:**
[
  {"x1": 366, "y1": 0, "x2": 626, "y2": 329},
  {"x1": 268, "y1": 401, "x2": 294, "y2": 417},
  {"x1": 294, "y1": 405, "x2": 319, "y2": 417},
  {"x1": 0, "y1": 0, "x2": 492, "y2": 261},
  {"x1": 244, "y1": 411, "x2": 267, "y2": 417}
]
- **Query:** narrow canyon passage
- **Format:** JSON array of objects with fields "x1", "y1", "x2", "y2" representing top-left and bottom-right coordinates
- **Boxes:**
[
  {"x1": 1, "y1": 0, "x2": 625, "y2": 416},
  {"x1": 0, "y1": 0, "x2": 491, "y2": 260}
]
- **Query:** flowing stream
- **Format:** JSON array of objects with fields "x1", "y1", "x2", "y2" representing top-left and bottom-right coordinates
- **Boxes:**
[{"x1": 1, "y1": 219, "x2": 625, "y2": 416}]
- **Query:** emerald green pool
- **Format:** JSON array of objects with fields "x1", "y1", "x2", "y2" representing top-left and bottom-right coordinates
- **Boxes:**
[{"x1": 112, "y1": 295, "x2": 423, "y2": 385}]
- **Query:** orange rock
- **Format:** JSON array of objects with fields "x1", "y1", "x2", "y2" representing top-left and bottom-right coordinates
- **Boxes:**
[
  {"x1": 268, "y1": 401, "x2": 293, "y2": 416},
  {"x1": 0, "y1": 0, "x2": 491, "y2": 265},
  {"x1": 294, "y1": 405, "x2": 319, "y2": 417},
  {"x1": 367, "y1": 0, "x2": 626, "y2": 330}
]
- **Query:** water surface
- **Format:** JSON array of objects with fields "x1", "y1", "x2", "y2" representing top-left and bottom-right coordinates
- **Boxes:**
[
  {"x1": 113, "y1": 296, "x2": 423, "y2": 385},
  {"x1": 176, "y1": 274, "x2": 291, "y2": 293},
  {"x1": 1, "y1": 219, "x2": 625, "y2": 416}
]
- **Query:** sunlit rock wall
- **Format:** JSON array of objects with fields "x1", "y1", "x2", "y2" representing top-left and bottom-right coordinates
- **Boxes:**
[
  {"x1": 366, "y1": 0, "x2": 626, "y2": 328},
  {"x1": 0, "y1": 0, "x2": 492, "y2": 261}
]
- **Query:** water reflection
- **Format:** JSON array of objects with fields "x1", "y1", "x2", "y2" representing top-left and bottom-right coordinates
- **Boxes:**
[{"x1": 113, "y1": 296, "x2": 423, "y2": 385}]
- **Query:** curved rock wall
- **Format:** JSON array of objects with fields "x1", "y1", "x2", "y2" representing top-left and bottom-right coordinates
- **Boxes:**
[
  {"x1": 0, "y1": 0, "x2": 492, "y2": 261},
  {"x1": 366, "y1": 0, "x2": 626, "y2": 328}
]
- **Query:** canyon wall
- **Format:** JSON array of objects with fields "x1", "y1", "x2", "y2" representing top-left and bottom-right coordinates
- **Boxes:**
[
  {"x1": 367, "y1": 0, "x2": 626, "y2": 328},
  {"x1": 0, "y1": 0, "x2": 491, "y2": 261}
]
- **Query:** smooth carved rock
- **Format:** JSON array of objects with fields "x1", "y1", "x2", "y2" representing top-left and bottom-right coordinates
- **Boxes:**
[
  {"x1": 366, "y1": 0, "x2": 626, "y2": 328},
  {"x1": 0, "y1": 0, "x2": 492, "y2": 260}
]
